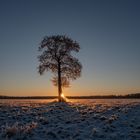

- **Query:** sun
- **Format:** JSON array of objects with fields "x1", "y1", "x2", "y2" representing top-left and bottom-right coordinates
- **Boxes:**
[
  {"x1": 61, "y1": 93, "x2": 65, "y2": 98},
  {"x1": 60, "y1": 93, "x2": 68, "y2": 102}
]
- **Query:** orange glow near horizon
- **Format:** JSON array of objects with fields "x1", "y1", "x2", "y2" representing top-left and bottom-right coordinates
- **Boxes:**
[
  {"x1": 1, "y1": 86, "x2": 140, "y2": 97},
  {"x1": 1, "y1": 78, "x2": 140, "y2": 97}
]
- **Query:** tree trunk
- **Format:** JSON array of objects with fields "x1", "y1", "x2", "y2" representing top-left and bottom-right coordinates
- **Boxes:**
[{"x1": 58, "y1": 61, "x2": 62, "y2": 102}]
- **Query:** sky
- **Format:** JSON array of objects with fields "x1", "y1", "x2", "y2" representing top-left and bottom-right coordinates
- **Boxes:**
[{"x1": 0, "y1": 0, "x2": 140, "y2": 96}]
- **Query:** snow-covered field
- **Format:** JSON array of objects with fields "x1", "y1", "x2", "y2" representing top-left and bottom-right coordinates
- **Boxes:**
[{"x1": 0, "y1": 99, "x2": 140, "y2": 140}]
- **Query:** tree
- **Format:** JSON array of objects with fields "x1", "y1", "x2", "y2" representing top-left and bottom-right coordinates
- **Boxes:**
[{"x1": 38, "y1": 35, "x2": 82, "y2": 102}]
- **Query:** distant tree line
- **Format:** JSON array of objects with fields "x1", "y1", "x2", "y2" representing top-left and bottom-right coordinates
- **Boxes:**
[
  {"x1": 0, "y1": 93, "x2": 140, "y2": 99},
  {"x1": 67, "y1": 93, "x2": 140, "y2": 99}
]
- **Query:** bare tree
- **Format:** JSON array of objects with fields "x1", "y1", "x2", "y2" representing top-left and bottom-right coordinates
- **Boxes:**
[{"x1": 38, "y1": 35, "x2": 82, "y2": 102}]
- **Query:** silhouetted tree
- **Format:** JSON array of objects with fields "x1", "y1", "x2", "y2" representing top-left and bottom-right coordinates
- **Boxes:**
[
  {"x1": 38, "y1": 35, "x2": 82, "y2": 102},
  {"x1": 51, "y1": 76, "x2": 70, "y2": 88}
]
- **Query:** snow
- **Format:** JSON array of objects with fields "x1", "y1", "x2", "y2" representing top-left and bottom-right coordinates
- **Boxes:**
[{"x1": 0, "y1": 99, "x2": 140, "y2": 140}]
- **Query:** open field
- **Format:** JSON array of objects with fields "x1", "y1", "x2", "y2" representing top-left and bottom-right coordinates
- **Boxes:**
[{"x1": 0, "y1": 99, "x2": 140, "y2": 140}]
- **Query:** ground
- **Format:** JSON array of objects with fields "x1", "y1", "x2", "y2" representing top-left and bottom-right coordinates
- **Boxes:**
[{"x1": 0, "y1": 99, "x2": 140, "y2": 140}]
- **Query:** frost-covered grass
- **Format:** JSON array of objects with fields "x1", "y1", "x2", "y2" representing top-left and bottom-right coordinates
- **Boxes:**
[{"x1": 0, "y1": 99, "x2": 140, "y2": 140}]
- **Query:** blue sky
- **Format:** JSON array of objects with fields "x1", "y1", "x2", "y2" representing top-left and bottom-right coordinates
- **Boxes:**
[{"x1": 0, "y1": 0, "x2": 140, "y2": 96}]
